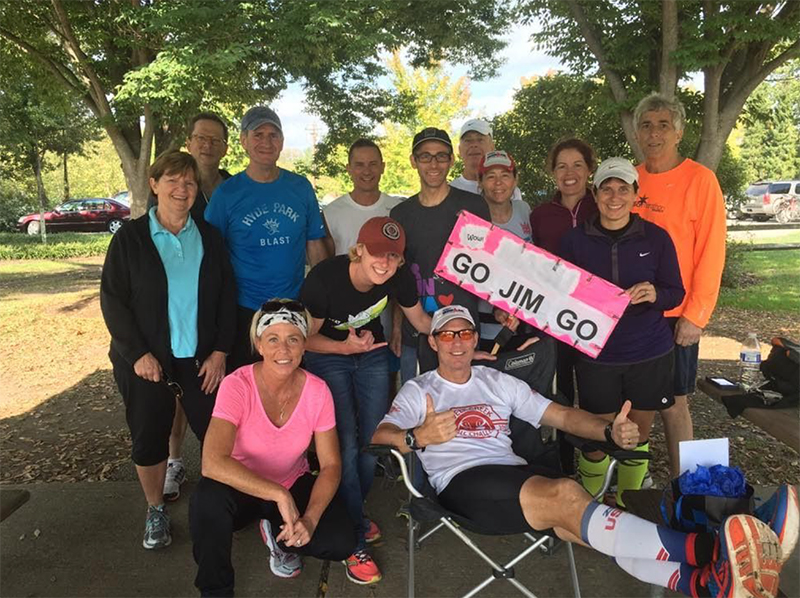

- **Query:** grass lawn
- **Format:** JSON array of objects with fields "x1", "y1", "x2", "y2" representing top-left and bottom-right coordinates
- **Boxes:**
[
  {"x1": 0, "y1": 231, "x2": 112, "y2": 260},
  {"x1": 718, "y1": 248, "x2": 800, "y2": 312}
]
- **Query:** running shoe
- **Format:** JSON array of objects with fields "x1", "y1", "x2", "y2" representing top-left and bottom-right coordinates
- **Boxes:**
[
  {"x1": 259, "y1": 519, "x2": 302, "y2": 579},
  {"x1": 365, "y1": 519, "x2": 382, "y2": 543},
  {"x1": 707, "y1": 514, "x2": 781, "y2": 598},
  {"x1": 143, "y1": 504, "x2": 171, "y2": 550},
  {"x1": 754, "y1": 485, "x2": 799, "y2": 566},
  {"x1": 163, "y1": 461, "x2": 186, "y2": 502},
  {"x1": 344, "y1": 550, "x2": 382, "y2": 585}
]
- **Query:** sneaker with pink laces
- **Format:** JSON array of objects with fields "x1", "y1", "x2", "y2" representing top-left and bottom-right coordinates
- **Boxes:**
[
  {"x1": 344, "y1": 550, "x2": 382, "y2": 585},
  {"x1": 365, "y1": 519, "x2": 382, "y2": 544}
]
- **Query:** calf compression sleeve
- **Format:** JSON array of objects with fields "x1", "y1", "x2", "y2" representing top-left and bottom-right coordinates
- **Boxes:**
[
  {"x1": 578, "y1": 453, "x2": 610, "y2": 498},
  {"x1": 615, "y1": 441, "x2": 649, "y2": 507},
  {"x1": 580, "y1": 502, "x2": 708, "y2": 566},
  {"x1": 614, "y1": 558, "x2": 710, "y2": 597}
]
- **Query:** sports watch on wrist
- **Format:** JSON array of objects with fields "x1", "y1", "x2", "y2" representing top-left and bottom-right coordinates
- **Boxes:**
[
  {"x1": 404, "y1": 428, "x2": 424, "y2": 452},
  {"x1": 604, "y1": 422, "x2": 618, "y2": 447}
]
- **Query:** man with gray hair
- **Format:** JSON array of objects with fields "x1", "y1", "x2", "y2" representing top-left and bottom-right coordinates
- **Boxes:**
[
  {"x1": 205, "y1": 106, "x2": 329, "y2": 370},
  {"x1": 631, "y1": 93, "x2": 727, "y2": 477}
]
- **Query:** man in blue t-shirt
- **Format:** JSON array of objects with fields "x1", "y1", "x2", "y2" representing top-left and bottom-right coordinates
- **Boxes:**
[{"x1": 205, "y1": 106, "x2": 328, "y2": 370}]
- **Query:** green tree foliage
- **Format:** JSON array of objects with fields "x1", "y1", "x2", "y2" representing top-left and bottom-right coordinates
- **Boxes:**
[
  {"x1": 521, "y1": 0, "x2": 800, "y2": 170},
  {"x1": 0, "y1": 48, "x2": 98, "y2": 239},
  {"x1": 492, "y1": 72, "x2": 748, "y2": 203},
  {"x1": 739, "y1": 61, "x2": 800, "y2": 182},
  {"x1": 0, "y1": 0, "x2": 512, "y2": 216},
  {"x1": 492, "y1": 73, "x2": 629, "y2": 201}
]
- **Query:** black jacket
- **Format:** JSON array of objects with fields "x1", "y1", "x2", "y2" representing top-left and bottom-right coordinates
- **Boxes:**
[{"x1": 100, "y1": 213, "x2": 237, "y2": 374}]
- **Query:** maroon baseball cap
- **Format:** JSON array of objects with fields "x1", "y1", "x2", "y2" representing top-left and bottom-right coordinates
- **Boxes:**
[
  {"x1": 357, "y1": 217, "x2": 406, "y2": 256},
  {"x1": 478, "y1": 150, "x2": 517, "y2": 175}
]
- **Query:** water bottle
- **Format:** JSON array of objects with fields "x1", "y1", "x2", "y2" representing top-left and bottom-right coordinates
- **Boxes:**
[{"x1": 739, "y1": 333, "x2": 762, "y2": 389}]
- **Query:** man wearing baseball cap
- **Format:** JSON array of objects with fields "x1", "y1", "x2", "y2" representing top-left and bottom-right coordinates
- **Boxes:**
[
  {"x1": 390, "y1": 127, "x2": 491, "y2": 376},
  {"x1": 205, "y1": 106, "x2": 329, "y2": 371},
  {"x1": 373, "y1": 304, "x2": 788, "y2": 598},
  {"x1": 300, "y1": 216, "x2": 431, "y2": 584},
  {"x1": 451, "y1": 119, "x2": 523, "y2": 201}
]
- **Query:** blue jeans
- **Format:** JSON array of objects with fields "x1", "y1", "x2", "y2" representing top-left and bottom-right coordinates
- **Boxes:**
[
  {"x1": 304, "y1": 346, "x2": 390, "y2": 551},
  {"x1": 400, "y1": 343, "x2": 418, "y2": 384}
]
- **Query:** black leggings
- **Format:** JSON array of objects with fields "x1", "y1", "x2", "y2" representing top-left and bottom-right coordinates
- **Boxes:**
[{"x1": 190, "y1": 473, "x2": 356, "y2": 597}]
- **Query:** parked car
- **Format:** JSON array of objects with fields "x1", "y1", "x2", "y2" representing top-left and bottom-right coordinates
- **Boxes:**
[
  {"x1": 111, "y1": 190, "x2": 130, "y2": 206},
  {"x1": 740, "y1": 180, "x2": 800, "y2": 223},
  {"x1": 17, "y1": 198, "x2": 131, "y2": 235}
]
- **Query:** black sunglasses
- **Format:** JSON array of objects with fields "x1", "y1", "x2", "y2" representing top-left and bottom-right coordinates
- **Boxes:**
[
  {"x1": 162, "y1": 373, "x2": 183, "y2": 400},
  {"x1": 261, "y1": 299, "x2": 305, "y2": 313}
]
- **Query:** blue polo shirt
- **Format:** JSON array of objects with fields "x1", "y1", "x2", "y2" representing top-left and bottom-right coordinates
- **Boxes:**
[{"x1": 148, "y1": 207, "x2": 204, "y2": 358}]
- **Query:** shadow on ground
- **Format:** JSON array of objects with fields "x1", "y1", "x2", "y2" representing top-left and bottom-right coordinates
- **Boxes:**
[{"x1": 0, "y1": 260, "x2": 103, "y2": 299}]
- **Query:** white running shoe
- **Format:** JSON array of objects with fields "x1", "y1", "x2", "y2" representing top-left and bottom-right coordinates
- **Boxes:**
[{"x1": 259, "y1": 519, "x2": 302, "y2": 578}]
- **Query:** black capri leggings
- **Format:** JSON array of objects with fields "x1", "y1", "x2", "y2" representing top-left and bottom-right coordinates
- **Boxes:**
[{"x1": 190, "y1": 473, "x2": 356, "y2": 597}]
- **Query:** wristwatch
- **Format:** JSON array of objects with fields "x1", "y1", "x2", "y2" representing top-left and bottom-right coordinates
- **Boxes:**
[
  {"x1": 404, "y1": 428, "x2": 424, "y2": 452},
  {"x1": 604, "y1": 423, "x2": 618, "y2": 447}
]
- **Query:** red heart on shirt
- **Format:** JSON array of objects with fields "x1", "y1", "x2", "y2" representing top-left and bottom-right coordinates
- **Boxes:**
[{"x1": 437, "y1": 294, "x2": 454, "y2": 306}]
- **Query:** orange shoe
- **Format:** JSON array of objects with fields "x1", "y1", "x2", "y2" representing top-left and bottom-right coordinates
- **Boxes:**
[
  {"x1": 344, "y1": 551, "x2": 382, "y2": 585},
  {"x1": 365, "y1": 519, "x2": 382, "y2": 544}
]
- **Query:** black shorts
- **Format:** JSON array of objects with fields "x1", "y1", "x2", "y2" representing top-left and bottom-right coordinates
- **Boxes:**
[
  {"x1": 575, "y1": 350, "x2": 675, "y2": 414},
  {"x1": 667, "y1": 317, "x2": 700, "y2": 396},
  {"x1": 113, "y1": 357, "x2": 216, "y2": 466},
  {"x1": 437, "y1": 464, "x2": 562, "y2": 534}
]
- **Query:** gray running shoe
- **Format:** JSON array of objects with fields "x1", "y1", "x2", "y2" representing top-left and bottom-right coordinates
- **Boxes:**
[
  {"x1": 259, "y1": 519, "x2": 302, "y2": 578},
  {"x1": 143, "y1": 504, "x2": 171, "y2": 550},
  {"x1": 163, "y1": 461, "x2": 186, "y2": 502}
]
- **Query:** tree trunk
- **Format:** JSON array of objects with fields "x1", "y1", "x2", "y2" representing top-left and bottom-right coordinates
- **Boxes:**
[
  {"x1": 62, "y1": 150, "x2": 70, "y2": 200},
  {"x1": 34, "y1": 150, "x2": 48, "y2": 244}
]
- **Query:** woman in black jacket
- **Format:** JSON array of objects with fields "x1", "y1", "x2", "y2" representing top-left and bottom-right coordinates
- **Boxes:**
[{"x1": 100, "y1": 151, "x2": 236, "y2": 551}]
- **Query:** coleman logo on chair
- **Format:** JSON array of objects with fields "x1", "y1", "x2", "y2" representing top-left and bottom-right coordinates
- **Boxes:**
[{"x1": 434, "y1": 211, "x2": 630, "y2": 358}]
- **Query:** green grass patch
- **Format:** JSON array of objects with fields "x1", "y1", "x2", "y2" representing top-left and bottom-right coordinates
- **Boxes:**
[
  {"x1": 718, "y1": 249, "x2": 800, "y2": 313},
  {"x1": 0, "y1": 232, "x2": 112, "y2": 260},
  {"x1": 754, "y1": 231, "x2": 800, "y2": 245}
]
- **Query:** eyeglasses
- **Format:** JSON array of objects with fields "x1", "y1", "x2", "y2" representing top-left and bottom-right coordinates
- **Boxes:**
[
  {"x1": 433, "y1": 329, "x2": 476, "y2": 342},
  {"x1": 261, "y1": 299, "x2": 305, "y2": 313},
  {"x1": 414, "y1": 152, "x2": 452, "y2": 164},
  {"x1": 162, "y1": 373, "x2": 183, "y2": 400},
  {"x1": 190, "y1": 134, "x2": 227, "y2": 148}
]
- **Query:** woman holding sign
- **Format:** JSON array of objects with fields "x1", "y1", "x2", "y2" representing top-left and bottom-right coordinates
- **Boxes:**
[
  {"x1": 300, "y1": 217, "x2": 431, "y2": 585},
  {"x1": 560, "y1": 157, "x2": 684, "y2": 507}
]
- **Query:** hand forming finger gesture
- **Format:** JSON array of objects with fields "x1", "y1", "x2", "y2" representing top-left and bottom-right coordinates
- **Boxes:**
[{"x1": 611, "y1": 400, "x2": 640, "y2": 449}]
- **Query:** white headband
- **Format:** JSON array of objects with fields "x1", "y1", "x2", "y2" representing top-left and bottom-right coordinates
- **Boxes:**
[{"x1": 255, "y1": 307, "x2": 308, "y2": 338}]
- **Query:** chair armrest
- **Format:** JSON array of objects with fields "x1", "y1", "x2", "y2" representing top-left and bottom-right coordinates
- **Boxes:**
[
  {"x1": 564, "y1": 434, "x2": 652, "y2": 462},
  {"x1": 364, "y1": 443, "x2": 398, "y2": 457}
]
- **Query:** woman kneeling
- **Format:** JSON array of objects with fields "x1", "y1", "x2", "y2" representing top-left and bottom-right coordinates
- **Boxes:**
[{"x1": 190, "y1": 302, "x2": 356, "y2": 597}]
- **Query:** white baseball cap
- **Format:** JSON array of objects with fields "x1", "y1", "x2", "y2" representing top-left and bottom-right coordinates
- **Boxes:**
[
  {"x1": 460, "y1": 118, "x2": 492, "y2": 138},
  {"x1": 430, "y1": 305, "x2": 476, "y2": 332},
  {"x1": 594, "y1": 157, "x2": 639, "y2": 187}
]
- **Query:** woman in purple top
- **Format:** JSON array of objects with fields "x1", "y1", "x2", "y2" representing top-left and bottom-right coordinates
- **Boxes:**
[{"x1": 560, "y1": 157, "x2": 684, "y2": 507}]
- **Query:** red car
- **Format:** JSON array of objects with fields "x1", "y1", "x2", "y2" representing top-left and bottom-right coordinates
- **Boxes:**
[{"x1": 18, "y1": 198, "x2": 131, "y2": 235}]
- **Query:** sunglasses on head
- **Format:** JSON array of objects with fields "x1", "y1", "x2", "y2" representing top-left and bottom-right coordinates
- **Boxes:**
[
  {"x1": 433, "y1": 328, "x2": 476, "y2": 342},
  {"x1": 261, "y1": 299, "x2": 305, "y2": 314}
]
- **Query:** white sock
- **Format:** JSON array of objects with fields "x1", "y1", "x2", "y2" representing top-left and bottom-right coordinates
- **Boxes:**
[
  {"x1": 168, "y1": 457, "x2": 183, "y2": 466},
  {"x1": 615, "y1": 558, "x2": 696, "y2": 595}
]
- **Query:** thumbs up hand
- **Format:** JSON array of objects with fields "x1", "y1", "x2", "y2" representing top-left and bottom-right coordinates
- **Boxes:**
[
  {"x1": 611, "y1": 400, "x2": 639, "y2": 449},
  {"x1": 414, "y1": 393, "x2": 457, "y2": 448}
]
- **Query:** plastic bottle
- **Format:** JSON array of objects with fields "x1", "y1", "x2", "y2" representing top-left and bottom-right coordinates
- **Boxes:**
[{"x1": 739, "y1": 333, "x2": 762, "y2": 389}]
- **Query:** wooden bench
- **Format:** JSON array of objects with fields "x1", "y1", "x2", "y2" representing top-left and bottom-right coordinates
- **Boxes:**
[{"x1": 697, "y1": 378, "x2": 799, "y2": 453}]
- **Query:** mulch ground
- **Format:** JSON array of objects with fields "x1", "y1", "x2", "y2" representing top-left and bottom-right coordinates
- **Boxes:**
[{"x1": 1, "y1": 259, "x2": 798, "y2": 488}]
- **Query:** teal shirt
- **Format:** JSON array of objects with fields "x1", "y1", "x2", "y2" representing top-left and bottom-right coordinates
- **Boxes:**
[{"x1": 148, "y1": 207, "x2": 204, "y2": 358}]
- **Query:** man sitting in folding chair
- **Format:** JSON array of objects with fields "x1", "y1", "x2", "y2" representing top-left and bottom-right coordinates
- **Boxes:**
[{"x1": 373, "y1": 305, "x2": 795, "y2": 598}]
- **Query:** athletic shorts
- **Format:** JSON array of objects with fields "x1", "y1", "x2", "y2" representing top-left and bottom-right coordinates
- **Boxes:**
[
  {"x1": 437, "y1": 464, "x2": 562, "y2": 534},
  {"x1": 667, "y1": 317, "x2": 700, "y2": 396},
  {"x1": 574, "y1": 350, "x2": 675, "y2": 414}
]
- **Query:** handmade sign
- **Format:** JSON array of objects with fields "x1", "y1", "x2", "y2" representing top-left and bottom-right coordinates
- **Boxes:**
[{"x1": 434, "y1": 211, "x2": 630, "y2": 358}]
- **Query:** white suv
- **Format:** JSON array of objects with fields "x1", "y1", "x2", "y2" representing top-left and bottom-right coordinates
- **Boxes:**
[{"x1": 740, "y1": 181, "x2": 800, "y2": 223}]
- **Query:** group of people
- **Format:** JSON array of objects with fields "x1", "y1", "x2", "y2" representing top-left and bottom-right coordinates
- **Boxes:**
[{"x1": 100, "y1": 95, "x2": 798, "y2": 598}]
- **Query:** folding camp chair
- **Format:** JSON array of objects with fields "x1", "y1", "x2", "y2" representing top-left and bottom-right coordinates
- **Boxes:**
[{"x1": 366, "y1": 337, "x2": 652, "y2": 598}]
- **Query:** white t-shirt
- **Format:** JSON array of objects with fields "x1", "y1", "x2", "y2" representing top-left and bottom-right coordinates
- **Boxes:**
[
  {"x1": 479, "y1": 200, "x2": 533, "y2": 342},
  {"x1": 323, "y1": 192, "x2": 405, "y2": 255},
  {"x1": 381, "y1": 366, "x2": 552, "y2": 493},
  {"x1": 450, "y1": 175, "x2": 523, "y2": 202}
]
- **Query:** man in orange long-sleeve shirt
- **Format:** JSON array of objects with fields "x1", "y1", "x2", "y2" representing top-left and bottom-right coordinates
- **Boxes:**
[{"x1": 632, "y1": 93, "x2": 727, "y2": 477}]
